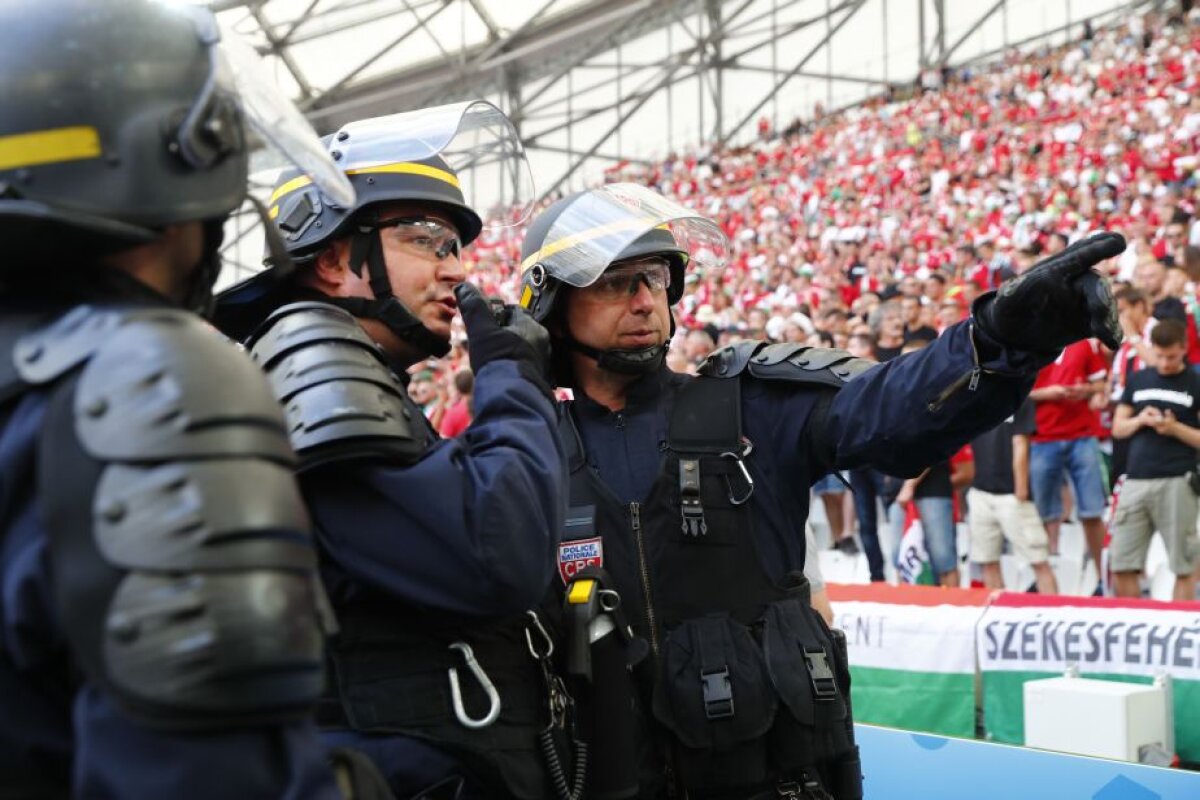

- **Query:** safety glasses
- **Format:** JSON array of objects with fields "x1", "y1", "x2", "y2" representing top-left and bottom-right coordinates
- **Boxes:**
[
  {"x1": 371, "y1": 217, "x2": 462, "y2": 260},
  {"x1": 585, "y1": 257, "x2": 672, "y2": 300}
]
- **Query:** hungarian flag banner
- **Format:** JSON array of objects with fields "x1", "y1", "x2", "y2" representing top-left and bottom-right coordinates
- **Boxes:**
[
  {"x1": 829, "y1": 583, "x2": 989, "y2": 737},
  {"x1": 895, "y1": 501, "x2": 935, "y2": 585},
  {"x1": 978, "y1": 592, "x2": 1200, "y2": 762}
]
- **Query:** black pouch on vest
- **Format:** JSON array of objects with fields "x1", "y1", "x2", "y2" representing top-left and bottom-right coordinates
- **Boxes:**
[
  {"x1": 762, "y1": 589, "x2": 858, "y2": 793},
  {"x1": 651, "y1": 614, "x2": 778, "y2": 789}
]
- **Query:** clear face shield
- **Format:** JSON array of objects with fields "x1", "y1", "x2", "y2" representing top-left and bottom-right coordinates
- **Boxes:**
[
  {"x1": 170, "y1": 4, "x2": 354, "y2": 208},
  {"x1": 327, "y1": 100, "x2": 535, "y2": 227},
  {"x1": 523, "y1": 183, "x2": 730, "y2": 288}
]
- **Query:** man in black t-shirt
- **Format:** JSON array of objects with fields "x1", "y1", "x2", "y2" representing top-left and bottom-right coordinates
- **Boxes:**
[
  {"x1": 900, "y1": 294, "x2": 938, "y2": 344},
  {"x1": 967, "y1": 400, "x2": 1059, "y2": 593},
  {"x1": 1112, "y1": 319, "x2": 1200, "y2": 601}
]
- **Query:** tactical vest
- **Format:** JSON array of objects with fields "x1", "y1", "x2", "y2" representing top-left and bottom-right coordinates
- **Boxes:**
[
  {"x1": 247, "y1": 302, "x2": 553, "y2": 800},
  {"x1": 557, "y1": 344, "x2": 870, "y2": 799}
]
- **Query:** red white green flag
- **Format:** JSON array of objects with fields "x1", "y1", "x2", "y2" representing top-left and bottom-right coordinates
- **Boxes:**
[
  {"x1": 978, "y1": 592, "x2": 1200, "y2": 762},
  {"x1": 830, "y1": 583, "x2": 989, "y2": 737}
]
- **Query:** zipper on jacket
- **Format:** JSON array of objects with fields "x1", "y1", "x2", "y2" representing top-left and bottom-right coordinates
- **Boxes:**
[
  {"x1": 927, "y1": 323, "x2": 984, "y2": 412},
  {"x1": 630, "y1": 501, "x2": 660, "y2": 658}
]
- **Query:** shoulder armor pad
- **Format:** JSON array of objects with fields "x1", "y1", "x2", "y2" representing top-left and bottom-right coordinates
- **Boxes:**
[
  {"x1": 74, "y1": 308, "x2": 296, "y2": 463},
  {"x1": 696, "y1": 340, "x2": 766, "y2": 377},
  {"x1": 247, "y1": 302, "x2": 424, "y2": 470},
  {"x1": 14, "y1": 305, "x2": 123, "y2": 385},
  {"x1": 41, "y1": 307, "x2": 328, "y2": 730},
  {"x1": 699, "y1": 341, "x2": 874, "y2": 389}
]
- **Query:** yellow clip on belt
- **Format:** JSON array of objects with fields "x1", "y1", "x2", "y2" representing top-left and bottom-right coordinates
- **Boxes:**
[{"x1": 567, "y1": 578, "x2": 596, "y2": 605}]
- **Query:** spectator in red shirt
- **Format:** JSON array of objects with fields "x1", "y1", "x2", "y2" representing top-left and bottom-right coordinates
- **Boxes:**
[
  {"x1": 438, "y1": 368, "x2": 474, "y2": 438},
  {"x1": 1028, "y1": 339, "x2": 1111, "y2": 587}
]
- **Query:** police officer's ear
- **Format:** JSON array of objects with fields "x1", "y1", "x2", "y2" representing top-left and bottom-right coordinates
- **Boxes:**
[{"x1": 308, "y1": 241, "x2": 354, "y2": 292}]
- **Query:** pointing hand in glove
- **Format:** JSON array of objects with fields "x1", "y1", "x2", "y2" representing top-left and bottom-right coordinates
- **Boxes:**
[{"x1": 973, "y1": 231, "x2": 1126, "y2": 354}]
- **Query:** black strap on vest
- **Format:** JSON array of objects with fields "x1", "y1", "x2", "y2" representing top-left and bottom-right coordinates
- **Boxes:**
[
  {"x1": 557, "y1": 402, "x2": 589, "y2": 474},
  {"x1": 667, "y1": 378, "x2": 746, "y2": 538}
]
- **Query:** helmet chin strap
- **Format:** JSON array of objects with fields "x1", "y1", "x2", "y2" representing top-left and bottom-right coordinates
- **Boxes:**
[
  {"x1": 319, "y1": 225, "x2": 451, "y2": 359},
  {"x1": 561, "y1": 311, "x2": 676, "y2": 376},
  {"x1": 563, "y1": 336, "x2": 668, "y2": 375}
]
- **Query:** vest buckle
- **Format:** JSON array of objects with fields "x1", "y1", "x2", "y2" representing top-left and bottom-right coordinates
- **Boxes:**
[
  {"x1": 700, "y1": 665, "x2": 735, "y2": 720},
  {"x1": 804, "y1": 647, "x2": 838, "y2": 699},
  {"x1": 679, "y1": 458, "x2": 707, "y2": 536}
]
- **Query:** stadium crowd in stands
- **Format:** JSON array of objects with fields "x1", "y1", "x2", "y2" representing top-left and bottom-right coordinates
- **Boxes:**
[{"x1": 412, "y1": 7, "x2": 1200, "y2": 596}]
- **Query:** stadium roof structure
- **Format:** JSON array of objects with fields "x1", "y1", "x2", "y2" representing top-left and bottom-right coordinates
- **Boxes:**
[{"x1": 210, "y1": 0, "x2": 1152, "y2": 284}]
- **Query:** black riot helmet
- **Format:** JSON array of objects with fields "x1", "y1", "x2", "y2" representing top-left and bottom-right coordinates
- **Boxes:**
[
  {"x1": 518, "y1": 183, "x2": 729, "y2": 376},
  {"x1": 0, "y1": 0, "x2": 353, "y2": 310},
  {"x1": 214, "y1": 101, "x2": 534, "y2": 352}
]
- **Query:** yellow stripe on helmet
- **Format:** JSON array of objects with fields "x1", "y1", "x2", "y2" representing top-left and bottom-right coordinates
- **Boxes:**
[
  {"x1": 520, "y1": 216, "x2": 662, "y2": 272},
  {"x1": 268, "y1": 161, "x2": 461, "y2": 206},
  {"x1": 268, "y1": 174, "x2": 315, "y2": 207},
  {"x1": 0, "y1": 126, "x2": 102, "y2": 171}
]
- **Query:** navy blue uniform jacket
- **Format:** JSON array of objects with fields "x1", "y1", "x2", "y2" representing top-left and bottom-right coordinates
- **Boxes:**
[{"x1": 305, "y1": 358, "x2": 567, "y2": 793}]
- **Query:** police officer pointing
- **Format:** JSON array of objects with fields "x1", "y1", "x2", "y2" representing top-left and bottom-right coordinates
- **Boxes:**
[
  {"x1": 215, "y1": 104, "x2": 568, "y2": 799},
  {"x1": 519, "y1": 184, "x2": 1125, "y2": 799},
  {"x1": 0, "y1": 1, "x2": 360, "y2": 797}
]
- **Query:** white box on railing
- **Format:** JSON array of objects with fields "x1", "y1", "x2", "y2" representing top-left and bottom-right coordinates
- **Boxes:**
[{"x1": 1023, "y1": 675, "x2": 1170, "y2": 763}]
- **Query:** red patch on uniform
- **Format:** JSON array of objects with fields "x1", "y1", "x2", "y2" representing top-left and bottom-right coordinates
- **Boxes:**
[{"x1": 558, "y1": 537, "x2": 603, "y2": 584}]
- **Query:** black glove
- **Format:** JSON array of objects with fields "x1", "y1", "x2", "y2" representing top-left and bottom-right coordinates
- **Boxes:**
[
  {"x1": 974, "y1": 231, "x2": 1126, "y2": 353},
  {"x1": 455, "y1": 282, "x2": 554, "y2": 394}
]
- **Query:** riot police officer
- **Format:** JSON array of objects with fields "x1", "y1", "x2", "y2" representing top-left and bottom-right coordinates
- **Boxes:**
[
  {"x1": 518, "y1": 184, "x2": 1125, "y2": 799},
  {"x1": 214, "y1": 104, "x2": 568, "y2": 799},
  {"x1": 0, "y1": 1, "x2": 361, "y2": 797}
]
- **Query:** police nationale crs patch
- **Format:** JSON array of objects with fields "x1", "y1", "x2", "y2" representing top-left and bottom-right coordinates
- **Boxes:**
[{"x1": 558, "y1": 537, "x2": 604, "y2": 584}]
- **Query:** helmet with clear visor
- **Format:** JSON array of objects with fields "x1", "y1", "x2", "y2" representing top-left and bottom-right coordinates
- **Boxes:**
[
  {"x1": 0, "y1": 0, "x2": 352, "y2": 292},
  {"x1": 215, "y1": 101, "x2": 533, "y2": 353},
  {"x1": 264, "y1": 101, "x2": 533, "y2": 259},
  {"x1": 518, "y1": 183, "x2": 729, "y2": 375}
]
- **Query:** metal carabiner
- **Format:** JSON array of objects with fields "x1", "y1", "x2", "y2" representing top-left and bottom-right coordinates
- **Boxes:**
[
  {"x1": 447, "y1": 642, "x2": 501, "y2": 729},
  {"x1": 721, "y1": 451, "x2": 755, "y2": 505},
  {"x1": 524, "y1": 609, "x2": 555, "y2": 660}
]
